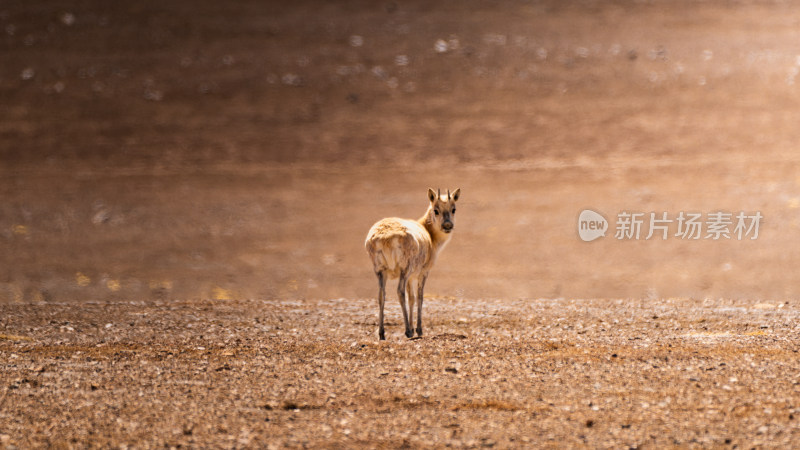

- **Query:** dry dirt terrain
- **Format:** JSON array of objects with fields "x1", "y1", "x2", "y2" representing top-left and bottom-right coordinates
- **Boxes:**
[
  {"x1": 4, "y1": 0, "x2": 800, "y2": 447},
  {"x1": 3, "y1": 296, "x2": 800, "y2": 448}
]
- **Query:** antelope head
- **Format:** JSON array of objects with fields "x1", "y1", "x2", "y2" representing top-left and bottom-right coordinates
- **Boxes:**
[{"x1": 426, "y1": 187, "x2": 460, "y2": 234}]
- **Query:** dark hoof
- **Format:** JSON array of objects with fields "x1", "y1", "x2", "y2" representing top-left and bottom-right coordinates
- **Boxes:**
[
  {"x1": 379, "y1": 330, "x2": 385, "y2": 340},
  {"x1": 416, "y1": 328, "x2": 423, "y2": 337},
  {"x1": 405, "y1": 329, "x2": 414, "y2": 338}
]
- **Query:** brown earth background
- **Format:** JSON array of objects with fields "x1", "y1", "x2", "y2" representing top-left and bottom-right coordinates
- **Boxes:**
[{"x1": 4, "y1": 0, "x2": 800, "y2": 447}]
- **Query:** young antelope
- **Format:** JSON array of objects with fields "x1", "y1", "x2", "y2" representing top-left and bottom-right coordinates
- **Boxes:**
[{"x1": 365, "y1": 188, "x2": 461, "y2": 340}]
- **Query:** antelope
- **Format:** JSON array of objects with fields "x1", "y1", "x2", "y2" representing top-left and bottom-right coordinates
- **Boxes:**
[{"x1": 365, "y1": 188, "x2": 461, "y2": 340}]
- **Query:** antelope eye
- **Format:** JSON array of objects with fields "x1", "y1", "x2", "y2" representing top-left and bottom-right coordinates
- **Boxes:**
[
  {"x1": 452, "y1": 207, "x2": 456, "y2": 214},
  {"x1": 434, "y1": 209, "x2": 440, "y2": 216}
]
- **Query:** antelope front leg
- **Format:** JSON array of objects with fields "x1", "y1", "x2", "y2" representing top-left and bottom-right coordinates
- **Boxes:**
[
  {"x1": 406, "y1": 279, "x2": 416, "y2": 333},
  {"x1": 416, "y1": 275, "x2": 427, "y2": 337},
  {"x1": 377, "y1": 271, "x2": 386, "y2": 340},
  {"x1": 398, "y1": 271, "x2": 413, "y2": 338}
]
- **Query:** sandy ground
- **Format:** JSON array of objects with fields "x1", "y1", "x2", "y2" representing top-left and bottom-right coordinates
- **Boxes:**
[
  {"x1": 4, "y1": 0, "x2": 800, "y2": 447},
  {"x1": 3, "y1": 297, "x2": 800, "y2": 448}
]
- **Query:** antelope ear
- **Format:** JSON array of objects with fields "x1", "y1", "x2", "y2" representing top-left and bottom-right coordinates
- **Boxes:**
[
  {"x1": 451, "y1": 188, "x2": 461, "y2": 202},
  {"x1": 427, "y1": 188, "x2": 437, "y2": 203}
]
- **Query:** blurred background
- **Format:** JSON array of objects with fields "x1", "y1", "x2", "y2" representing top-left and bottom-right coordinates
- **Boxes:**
[{"x1": 2, "y1": 0, "x2": 800, "y2": 303}]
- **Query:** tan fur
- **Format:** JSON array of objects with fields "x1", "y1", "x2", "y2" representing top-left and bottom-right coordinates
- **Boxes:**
[{"x1": 365, "y1": 187, "x2": 460, "y2": 339}]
